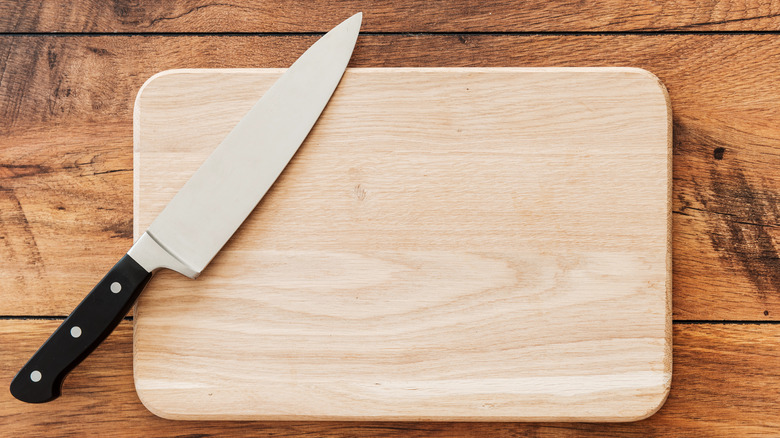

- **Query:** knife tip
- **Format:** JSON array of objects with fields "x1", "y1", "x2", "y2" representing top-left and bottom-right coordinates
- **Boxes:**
[
  {"x1": 334, "y1": 13, "x2": 361, "y2": 42},
  {"x1": 349, "y1": 12, "x2": 363, "y2": 26}
]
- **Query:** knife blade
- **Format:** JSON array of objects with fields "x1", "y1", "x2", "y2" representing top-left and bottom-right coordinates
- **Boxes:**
[{"x1": 10, "y1": 13, "x2": 362, "y2": 404}]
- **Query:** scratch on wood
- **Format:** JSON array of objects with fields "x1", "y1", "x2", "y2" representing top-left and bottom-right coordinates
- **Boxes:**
[
  {"x1": 47, "y1": 49, "x2": 57, "y2": 69},
  {"x1": 91, "y1": 168, "x2": 131, "y2": 176},
  {"x1": 87, "y1": 47, "x2": 111, "y2": 56},
  {"x1": 101, "y1": 216, "x2": 132, "y2": 239},
  {"x1": 706, "y1": 163, "x2": 780, "y2": 299},
  {"x1": 0, "y1": 164, "x2": 52, "y2": 179},
  {"x1": 145, "y1": 4, "x2": 242, "y2": 29},
  {"x1": 678, "y1": 12, "x2": 780, "y2": 29},
  {"x1": 0, "y1": 186, "x2": 44, "y2": 272}
]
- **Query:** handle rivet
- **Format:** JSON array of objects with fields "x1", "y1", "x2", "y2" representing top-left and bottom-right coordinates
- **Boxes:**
[
  {"x1": 70, "y1": 326, "x2": 82, "y2": 338},
  {"x1": 110, "y1": 282, "x2": 122, "y2": 293},
  {"x1": 30, "y1": 370, "x2": 42, "y2": 382}
]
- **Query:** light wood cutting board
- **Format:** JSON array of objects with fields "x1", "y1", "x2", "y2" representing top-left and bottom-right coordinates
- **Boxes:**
[{"x1": 132, "y1": 67, "x2": 672, "y2": 422}]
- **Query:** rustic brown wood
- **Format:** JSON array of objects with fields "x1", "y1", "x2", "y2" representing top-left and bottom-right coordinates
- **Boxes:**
[
  {"x1": 2, "y1": 0, "x2": 780, "y2": 33},
  {"x1": 1, "y1": 35, "x2": 778, "y2": 319},
  {"x1": 1, "y1": 321, "x2": 777, "y2": 435},
  {"x1": 0, "y1": 1, "x2": 776, "y2": 433}
]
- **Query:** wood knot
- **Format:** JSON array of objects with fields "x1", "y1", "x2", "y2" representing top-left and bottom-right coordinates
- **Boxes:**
[{"x1": 353, "y1": 184, "x2": 367, "y2": 201}]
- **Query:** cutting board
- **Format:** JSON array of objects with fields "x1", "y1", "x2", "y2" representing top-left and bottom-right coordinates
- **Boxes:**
[{"x1": 132, "y1": 67, "x2": 671, "y2": 422}]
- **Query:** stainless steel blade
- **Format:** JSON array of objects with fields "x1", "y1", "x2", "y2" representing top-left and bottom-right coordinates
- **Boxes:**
[{"x1": 136, "y1": 13, "x2": 361, "y2": 276}]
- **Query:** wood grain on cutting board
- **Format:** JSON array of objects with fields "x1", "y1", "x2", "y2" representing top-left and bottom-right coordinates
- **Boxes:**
[{"x1": 132, "y1": 68, "x2": 671, "y2": 421}]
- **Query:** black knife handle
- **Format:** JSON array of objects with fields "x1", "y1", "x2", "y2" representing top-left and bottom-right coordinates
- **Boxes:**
[{"x1": 10, "y1": 254, "x2": 152, "y2": 403}]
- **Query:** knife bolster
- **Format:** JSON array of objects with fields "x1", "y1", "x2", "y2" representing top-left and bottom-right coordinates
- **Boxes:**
[{"x1": 128, "y1": 232, "x2": 199, "y2": 278}]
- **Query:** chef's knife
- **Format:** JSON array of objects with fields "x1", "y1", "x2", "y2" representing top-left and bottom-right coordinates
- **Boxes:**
[{"x1": 10, "y1": 13, "x2": 362, "y2": 404}]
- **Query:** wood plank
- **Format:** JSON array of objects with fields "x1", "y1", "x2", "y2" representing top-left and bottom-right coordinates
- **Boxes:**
[
  {"x1": 1, "y1": 35, "x2": 779, "y2": 320},
  {"x1": 2, "y1": 321, "x2": 778, "y2": 435},
  {"x1": 133, "y1": 68, "x2": 671, "y2": 421},
  {"x1": 2, "y1": 0, "x2": 780, "y2": 33}
]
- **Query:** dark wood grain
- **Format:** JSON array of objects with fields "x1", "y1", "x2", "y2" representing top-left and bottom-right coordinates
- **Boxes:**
[
  {"x1": 1, "y1": 34, "x2": 779, "y2": 319},
  {"x1": 2, "y1": 0, "x2": 780, "y2": 33},
  {"x1": 2, "y1": 2, "x2": 778, "y2": 433},
  {"x1": 1, "y1": 321, "x2": 777, "y2": 436}
]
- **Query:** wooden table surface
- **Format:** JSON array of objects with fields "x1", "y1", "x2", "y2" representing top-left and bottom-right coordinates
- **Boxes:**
[{"x1": 1, "y1": 1, "x2": 778, "y2": 436}]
